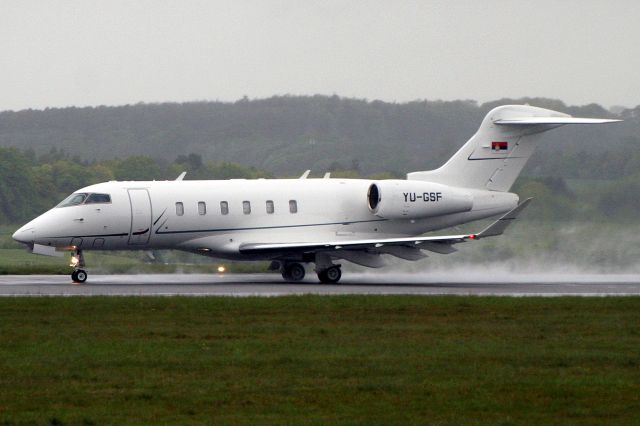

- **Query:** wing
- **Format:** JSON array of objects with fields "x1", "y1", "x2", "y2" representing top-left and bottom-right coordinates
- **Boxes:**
[{"x1": 239, "y1": 198, "x2": 532, "y2": 257}]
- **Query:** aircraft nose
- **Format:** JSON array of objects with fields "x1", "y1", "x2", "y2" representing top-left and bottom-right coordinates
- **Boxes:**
[{"x1": 12, "y1": 226, "x2": 35, "y2": 245}]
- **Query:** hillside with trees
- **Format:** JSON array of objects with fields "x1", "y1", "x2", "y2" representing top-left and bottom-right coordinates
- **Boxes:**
[
  {"x1": 1, "y1": 95, "x2": 639, "y2": 230},
  {"x1": 1, "y1": 96, "x2": 638, "y2": 179}
]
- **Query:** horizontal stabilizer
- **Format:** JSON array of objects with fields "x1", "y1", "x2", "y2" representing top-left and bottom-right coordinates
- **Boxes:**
[
  {"x1": 494, "y1": 117, "x2": 621, "y2": 125},
  {"x1": 408, "y1": 105, "x2": 622, "y2": 192}
]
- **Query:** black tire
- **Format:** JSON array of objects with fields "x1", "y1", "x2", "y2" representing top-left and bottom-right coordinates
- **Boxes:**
[
  {"x1": 72, "y1": 269, "x2": 88, "y2": 284},
  {"x1": 318, "y1": 266, "x2": 341, "y2": 284},
  {"x1": 283, "y1": 263, "x2": 305, "y2": 282}
]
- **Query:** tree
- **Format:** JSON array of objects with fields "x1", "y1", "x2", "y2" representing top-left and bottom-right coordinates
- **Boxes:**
[{"x1": 110, "y1": 157, "x2": 163, "y2": 181}]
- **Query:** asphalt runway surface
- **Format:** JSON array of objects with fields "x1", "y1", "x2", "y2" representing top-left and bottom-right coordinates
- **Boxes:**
[{"x1": 2, "y1": 272, "x2": 640, "y2": 296}]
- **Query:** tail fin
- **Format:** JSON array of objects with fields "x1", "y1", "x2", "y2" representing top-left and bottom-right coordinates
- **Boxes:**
[{"x1": 407, "y1": 105, "x2": 620, "y2": 192}]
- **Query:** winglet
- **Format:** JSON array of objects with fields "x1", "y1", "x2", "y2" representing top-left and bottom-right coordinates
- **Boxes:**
[
  {"x1": 175, "y1": 171, "x2": 187, "y2": 181},
  {"x1": 475, "y1": 198, "x2": 532, "y2": 239}
]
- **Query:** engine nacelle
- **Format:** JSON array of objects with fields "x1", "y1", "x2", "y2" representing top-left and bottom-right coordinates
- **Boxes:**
[{"x1": 367, "y1": 180, "x2": 473, "y2": 220}]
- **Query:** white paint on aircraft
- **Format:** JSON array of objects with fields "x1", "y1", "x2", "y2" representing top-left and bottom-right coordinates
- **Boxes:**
[{"x1": 12, "y1": 105, "x2": 620, "y2": 284}]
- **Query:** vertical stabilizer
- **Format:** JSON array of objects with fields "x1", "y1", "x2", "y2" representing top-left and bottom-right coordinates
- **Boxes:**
[{"x1": 407, "y1": 105, "x2": 620, "y2": 192}]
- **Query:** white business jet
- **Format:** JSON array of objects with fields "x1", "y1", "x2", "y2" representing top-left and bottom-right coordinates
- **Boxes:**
[{"x1": 13, "y1": 105, "x2": 619, "y2": 283}]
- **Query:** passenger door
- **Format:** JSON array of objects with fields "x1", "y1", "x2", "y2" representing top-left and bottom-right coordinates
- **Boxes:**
[{"x1": 128, "y1": 189, "x2": 152, "y2": 245}]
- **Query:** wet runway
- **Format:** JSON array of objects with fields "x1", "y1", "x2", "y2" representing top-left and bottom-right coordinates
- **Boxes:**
[{"x1": 2, "y1": 272, "x2": 640, "y2": 296}]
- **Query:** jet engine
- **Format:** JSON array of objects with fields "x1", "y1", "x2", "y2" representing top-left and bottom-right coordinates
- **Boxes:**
[{"x1": 367, "y1": 180, "x2": 473, "y2": 220}]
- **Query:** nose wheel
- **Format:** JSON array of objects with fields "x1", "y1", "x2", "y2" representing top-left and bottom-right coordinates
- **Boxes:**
[
  {"x1": 70, "y1": 249, "x2": 88, "y2": 284},
  {"x1": 71, "y1": 269, "x2": 88, "y2": 284}
]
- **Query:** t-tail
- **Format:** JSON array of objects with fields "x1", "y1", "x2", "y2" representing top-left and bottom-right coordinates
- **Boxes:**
[{"x1": 407, "y1": 105, "x2": 621, "y2": 191}]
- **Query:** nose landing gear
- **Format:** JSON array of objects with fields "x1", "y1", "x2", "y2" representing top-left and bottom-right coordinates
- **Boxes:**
[
  {"x1": 70, "y1": 249, "x2": 88, "y2": 284},
  {"x1": 71, "y1": 268, "x2": 88, "y2": 284}
]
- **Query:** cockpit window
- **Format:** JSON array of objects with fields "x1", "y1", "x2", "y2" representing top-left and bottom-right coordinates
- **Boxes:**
[
  {"x1": 85, "y1": 193, "x2": 111, "y2": 204},
  {"x1": 57, "y1": 192, "x2": 111, "y2": 207},
  {"x1": 57, "y1": 193, "x2": 89, "y2": 207}
]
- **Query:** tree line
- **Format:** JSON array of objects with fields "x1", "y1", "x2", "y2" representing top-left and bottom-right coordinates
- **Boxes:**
[
  {"x1": 0, "y1": 95, "x2": 638, "y2": 179},
  {"x1": 1, "y1": 146, "x2": 639, "y2": 225},
  {"x1": 0, "y1": 149, "x2": 271, "y2": 223}
]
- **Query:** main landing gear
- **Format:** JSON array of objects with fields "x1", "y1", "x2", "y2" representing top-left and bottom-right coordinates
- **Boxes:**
[
  {"x1": 70, "y1": 249, "x2": 88, "y2": 284},
  {"x1": 315, "y1": 253, "x2": 342, "y2": 284},
  {"x1": 317, "y1": 265, "x2": 342, "y2": 284},
  {"x1": 280, "y1": 262, "x2": 342, "y2": 284},
  {"x1": 281, "y1": 263, "x2": 306, "y2": 282}
]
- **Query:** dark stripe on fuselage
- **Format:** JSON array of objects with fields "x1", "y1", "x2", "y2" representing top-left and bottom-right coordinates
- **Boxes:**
[
  {"x1": 155, "y1": 217, "x2": 169, "y2": 234},
  {"x1": 154, "y1": 218, "x2": 389, "y2": 235},
  {"x1": 466, "y1": 155, "x2": 526, "y2": 161},
  {"x1": 43, "y1": 219, "x2": 388, "y2": 240},
  {"x1": 153, "y1": 209, "x2": 166, "y2": 226},
  {"x1": 42, "y1": 232, "x2": 129, "y2": 239}
]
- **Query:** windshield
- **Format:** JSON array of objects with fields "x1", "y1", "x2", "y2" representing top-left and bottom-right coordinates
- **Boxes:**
[
  {"x1": 57, "y1": 193, "x2": 89, "y2": 207},
  {"x1": 85, "y1": 193, "x2": 111, "y2": 204},
  {"x1": 57, "y1": 192, "x2": 111, "y2": 208}
]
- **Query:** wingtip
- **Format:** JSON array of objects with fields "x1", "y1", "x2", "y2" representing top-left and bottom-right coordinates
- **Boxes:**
[{"x1": 475, "y1": 197, "x2": 533, "y2": 239}]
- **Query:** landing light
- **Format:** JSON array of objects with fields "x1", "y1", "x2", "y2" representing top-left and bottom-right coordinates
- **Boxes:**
[
  {"x1": 217, "y1": 265, "x2": 226, "y2": 273},
  {"x1": 70, "y1": 255, "x2": 80, "y2": 267}
]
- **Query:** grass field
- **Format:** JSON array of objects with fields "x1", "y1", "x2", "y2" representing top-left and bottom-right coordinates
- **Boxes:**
[
  {"x1": 1, "y1": 296, "x2": 639, "y2": 424},
  {"x1": 0, "y1": 226, "x2": 266, "y2": 275},
  {"x1": 0, "y1": 248, "x2": 268, "y2": 275}
]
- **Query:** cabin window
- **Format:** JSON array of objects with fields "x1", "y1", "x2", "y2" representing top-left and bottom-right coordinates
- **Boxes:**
[
  {"x1": 175, "y1": 202, "x2": 184, "y2": 216},
  {"x1": 243, "y1": 201, "x2": 251, "y2": 215},
  {"x1": 198, "y1": 201, "x2": 206, "y2": 215},
  {"x1": 220, "y1": 201, "x2": 229, "y2": 215},
  {"x1": 266, "y1": 200, "x2": 274, "y2": 214},
  {"x1": 85, "y1": 193, "x2": 111, "y2": 204},
  {"x1": 289, "y1": 200, "x2": 298, "y2": 214}
]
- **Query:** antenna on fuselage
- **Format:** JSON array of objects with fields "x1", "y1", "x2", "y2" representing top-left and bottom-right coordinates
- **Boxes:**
[{"x1": 175, "y1": 171, "x2": 187, "y2": 181}]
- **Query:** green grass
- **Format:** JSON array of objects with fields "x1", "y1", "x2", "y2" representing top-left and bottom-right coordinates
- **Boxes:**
[
  {"x1": 1, "y1": 296, "x2": 639, "y2": 424},
  {"x1": 0, "y1": 249, "x2": 70, "y2": 274},
  {"x1": 0, "y1": 225, "x2": 268, "y2": 274},
  {"x1": 0, "y1": 248, "x2": 268, "y2": 275}
]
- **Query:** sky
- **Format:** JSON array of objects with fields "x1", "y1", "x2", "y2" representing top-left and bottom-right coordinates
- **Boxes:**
[{"x1": 1, "y1": 0, "x2": 639, "y2": 111}]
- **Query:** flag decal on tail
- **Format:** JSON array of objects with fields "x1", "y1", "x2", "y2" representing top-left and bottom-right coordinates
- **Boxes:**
[{"x1": 491, "y1": 141, "x2": 508, "y2": 152}]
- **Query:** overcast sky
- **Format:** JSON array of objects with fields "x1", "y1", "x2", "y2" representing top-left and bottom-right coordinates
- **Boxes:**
[{"x1": 1, "y1": 0, "x2": 639, "y2": 111}]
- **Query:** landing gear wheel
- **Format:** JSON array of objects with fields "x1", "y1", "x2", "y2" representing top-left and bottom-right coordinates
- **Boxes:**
[
  {"x1": 318, "y1": 266, "x2": 341, "y2": 284},
  {"x1": 282, "y1": 263, "x2": 305, "y2": 282},
  {"x1": 71, "y1": 269, "x2": 88, "y2": 284}
]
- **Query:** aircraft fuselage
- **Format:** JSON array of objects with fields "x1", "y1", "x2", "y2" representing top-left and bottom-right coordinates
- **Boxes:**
[{"x1": 13, "y1": 178, "x2": 517, "y2": 260}]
